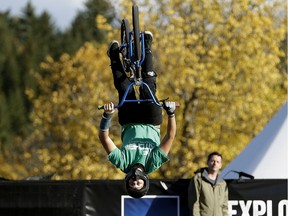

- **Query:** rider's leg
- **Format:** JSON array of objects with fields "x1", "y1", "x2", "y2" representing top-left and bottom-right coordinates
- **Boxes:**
[
  {"x1": 108, "y1": 41, "x2": 138, "y2": 126},
  {"x1": 140, "y1": 31, "x2": 157, "y2": 98},
  {"x1": 108, "y1": 41, "x2": 133, "y2": 98},
  {"x1": 138, "y1": 31, "x2": 163, "y2": 125},
  {"x1": 141, "y1": 31, "x2": 156, "y2": 77}
]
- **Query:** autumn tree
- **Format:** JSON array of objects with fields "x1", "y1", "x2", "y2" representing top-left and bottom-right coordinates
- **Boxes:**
[
  {"x1": 21, "y1": 42, "x2": 125, "y2": 179},
  {"x1": 0, "y1": 1, "x2": 118, "y2": 179},
  {"x1": 127, "y1": 0, "x2": 287, "y2": 178},
  {"x1": 6, "y1": 0, "x2": 286, "y2": 180}
]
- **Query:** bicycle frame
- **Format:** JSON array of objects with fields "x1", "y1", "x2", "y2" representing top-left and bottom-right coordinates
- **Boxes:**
[
  {"x1": 97, "y1": 80, "x2": 163, "y2": 110},
  {"x1": 129, "y1": 31, "x2": 146, "y2": 70},
  {"x1": 114, "y1": 81, "x2": 163, "y2": 109}
]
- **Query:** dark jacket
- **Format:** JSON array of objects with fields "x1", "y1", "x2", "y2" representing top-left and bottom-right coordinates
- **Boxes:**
[{"x1": 188, "y1": 168, "x2": 228, "y2": 216}]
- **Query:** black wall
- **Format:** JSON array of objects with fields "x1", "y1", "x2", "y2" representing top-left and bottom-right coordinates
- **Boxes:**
[{"x1": 0, "y1": 179, "x2": 287, "y2": 216}]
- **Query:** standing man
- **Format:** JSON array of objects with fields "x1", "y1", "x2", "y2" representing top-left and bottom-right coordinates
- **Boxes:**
[{"x1": 188, "y1": 152, "x2": 228, "y2": 216}]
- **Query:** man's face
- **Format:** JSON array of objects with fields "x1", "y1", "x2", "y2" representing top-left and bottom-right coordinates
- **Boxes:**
[
  {"x1": 207, "y1": 155, "x2": 222, "y2": 173},
  {"x1": 128, "y1": 178, "x2": 144, "y2": 190}
]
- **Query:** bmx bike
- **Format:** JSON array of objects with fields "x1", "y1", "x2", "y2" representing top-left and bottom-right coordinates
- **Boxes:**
[{"x1": 99, "y1": 5, "x2": 167, "y2": 110}]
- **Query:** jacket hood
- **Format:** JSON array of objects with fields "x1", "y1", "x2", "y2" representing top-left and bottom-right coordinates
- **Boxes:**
[{"x1": 195, "y1": 167, "x2": 225, "y2": 185}]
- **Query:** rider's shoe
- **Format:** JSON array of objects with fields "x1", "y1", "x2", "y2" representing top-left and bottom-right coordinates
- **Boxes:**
[
  {"x1": 107, "y1": 40, "x2": 120, "y2": 61},
  {"x1": 144, "y1": 31, "x2": 153, "y2": 50}
]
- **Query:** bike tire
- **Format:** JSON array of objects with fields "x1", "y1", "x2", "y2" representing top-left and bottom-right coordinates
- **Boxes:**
[
  {"x1": 121, "y1": 19, "x2": 130, "y2": 61},
  {"x1": 132, "y1": 5, "x2": 141, "y2": 62}
]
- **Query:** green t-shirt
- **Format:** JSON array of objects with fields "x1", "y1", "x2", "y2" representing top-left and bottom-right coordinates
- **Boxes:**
[{"x1": 108, "y1": 124, "x2": 169, "y2": 174}]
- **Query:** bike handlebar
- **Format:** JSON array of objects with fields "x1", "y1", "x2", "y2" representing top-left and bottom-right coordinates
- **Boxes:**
[{"x1": 98, "y1": 81, "x2": 179, "y2": 110}]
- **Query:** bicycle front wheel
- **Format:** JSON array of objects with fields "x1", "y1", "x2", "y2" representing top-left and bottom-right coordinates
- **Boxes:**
[{"x1": 132, "y1": 5, "x2": 141, "y2": 62}]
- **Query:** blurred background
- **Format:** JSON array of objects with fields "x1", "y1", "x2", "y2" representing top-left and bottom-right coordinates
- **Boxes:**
[{"x1": 0, "y1": 0, "x2": 286, "y2": 181}]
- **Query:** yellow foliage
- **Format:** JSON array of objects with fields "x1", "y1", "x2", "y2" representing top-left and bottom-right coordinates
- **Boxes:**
[
  {"x1": 2, "y1": 0, "x2": 285, "y2": 180},
  {"x1": 18, "y1": 42, "x2": 124, "y2": 179},
  {"x1": 120, "y1": 0, "x2": 287, "y2": 178}
]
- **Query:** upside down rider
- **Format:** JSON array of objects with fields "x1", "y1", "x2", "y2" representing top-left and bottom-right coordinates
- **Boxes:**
[{"x1": 98, "y1": 31, "x2": 177, "y2": 198}]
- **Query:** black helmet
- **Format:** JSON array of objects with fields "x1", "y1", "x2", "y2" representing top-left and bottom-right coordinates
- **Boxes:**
[{"x1": 125, "y1": 167, "x2": 149, "y2": 198}]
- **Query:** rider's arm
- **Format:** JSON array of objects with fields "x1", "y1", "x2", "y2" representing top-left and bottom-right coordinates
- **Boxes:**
[
  {"x1": 159, "y1": 102, "x2": 176, "y2": 155},
  {"x1": 159, "y1": 114, "x2": 176, "y2": 155},
  {"x1": 98, "y1": 102, "x2": 117, "y2": 154}
]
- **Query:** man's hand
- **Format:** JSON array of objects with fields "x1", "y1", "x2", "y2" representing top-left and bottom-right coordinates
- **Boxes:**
[
  {"x1": 103, "y1": 102, "x2": 115, "y2": 117},
  {"x1": 163, "y1": 101, "x2": 176, "y2": 117}
]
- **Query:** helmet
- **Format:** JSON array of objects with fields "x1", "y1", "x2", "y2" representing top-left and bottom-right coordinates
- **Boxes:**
[{"x1": 125, "y1": 167, "x2": 149, "y2": 198}]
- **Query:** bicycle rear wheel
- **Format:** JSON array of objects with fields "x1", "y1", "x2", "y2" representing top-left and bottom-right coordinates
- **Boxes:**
[
  {"x1": 132, "y1": 5, "x2": 141, "y2": 62},
  {"x1": 121, "y1": 19, "x2": 130, "y2": 59},
  {"x1": 120, "y1": 19, "x2": 130, "y2": 72}
]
